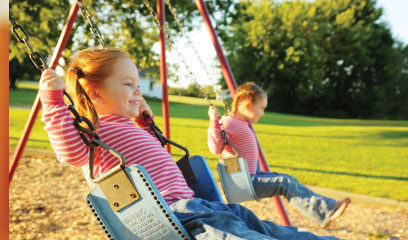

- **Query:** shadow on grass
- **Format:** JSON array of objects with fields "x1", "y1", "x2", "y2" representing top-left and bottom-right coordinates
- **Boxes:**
[
  {"x1": 9, "y1": 137, "x2": 50, "y2": 144},
  {"x1": 377, "y1": 130, "x2": 408, "y2": 139},
  {"x1": 269, "y1": 164, "x2": 408, "y2": 181},
  {"x1": 255, "y1": 130, "x2": 408, "y2": 146},
  {"x1": 10, "y1": 87, "x2": 408, "y2": 127},
  {"x1": 255, "y1": 131, "x2": 359, "y2": 139},
  {"x1": 9, "y1": 88, "x2": 38, "y2": 107}
]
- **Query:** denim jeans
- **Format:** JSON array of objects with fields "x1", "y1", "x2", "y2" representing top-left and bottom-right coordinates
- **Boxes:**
[
  {"x1": 170, "y1": 198, "x2": 339, "y2": 240},
  {"x1": 251, "y1": 171, "x2": 337, "y2": 226}
]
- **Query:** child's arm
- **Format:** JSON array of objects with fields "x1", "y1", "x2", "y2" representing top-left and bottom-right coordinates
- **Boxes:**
[
  {"x1": 207, "y1": 105, "x2": 225, "y2": 155},
  {"x1": 40, "y1": 69, "x2": 90, "y2": 167}
]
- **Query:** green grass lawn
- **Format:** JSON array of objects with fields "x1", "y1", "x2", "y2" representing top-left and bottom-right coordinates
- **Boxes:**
[{"x1": 9, "y1": 83, "x2": 408, "y2": 202}]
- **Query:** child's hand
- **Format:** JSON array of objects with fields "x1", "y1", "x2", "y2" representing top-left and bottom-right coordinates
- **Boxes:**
[
  {"x1": 39, "y1": 69, "x2": 66, "y2": 90},
  {"x1": 208, "y1": 105, "x2": 221, "y2": 120},
  {"x1": 139, "y1": 97, "x2": 153, "y2": 117}
]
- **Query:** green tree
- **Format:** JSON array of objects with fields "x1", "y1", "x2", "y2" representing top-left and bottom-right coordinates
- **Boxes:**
[
  {"x1": 217, "y1": 0, "x2": 408, "y2": 119},
  {"x1": 383, "y1": 44, "x2": 408, "y2": 119},
  {"x1": 9, "y1": 56, "x2": 40, "y2": 89},
  {"x1": 203, "y1": 85, "x2": 217, "y2": 99},
  {"x1": 184, "y1": 83, "x2": 201, "y2": 97},
  {"x1": 9, "y1": 0, "x2": 71, "y2": 87},
  {"x1": 9, "y1": 0, "x2": 221, "y2": 87}
]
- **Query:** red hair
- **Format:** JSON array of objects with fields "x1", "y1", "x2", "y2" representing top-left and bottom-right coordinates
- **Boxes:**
[
  {"x1": 65, "y1": 47, "x2": 131, "y2": 129},
  {"x1": 231, "y1": 82, "x2": 266, "y2": 114}
]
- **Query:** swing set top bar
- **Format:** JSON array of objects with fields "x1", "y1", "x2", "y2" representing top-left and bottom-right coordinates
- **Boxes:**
[{"x1": 9, "y1": 0, "x2": 290, "y2": 226}]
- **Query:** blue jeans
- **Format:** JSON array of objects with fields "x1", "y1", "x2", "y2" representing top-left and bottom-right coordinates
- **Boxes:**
[
  {"x1": 252, "y1": 171, "x2": 337, "y2": 226},
  {"x1": 170, "y1": 198, "x2": 339, "y2": 240}
]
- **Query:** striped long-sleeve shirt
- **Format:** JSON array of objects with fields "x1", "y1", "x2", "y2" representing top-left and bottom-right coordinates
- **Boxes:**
[
  {"x1": 40, "y1": 89, "x2": 194, "y2": 205},
  {"x1": 207, "y1": 115, "x2": 259, "y2": 175}
]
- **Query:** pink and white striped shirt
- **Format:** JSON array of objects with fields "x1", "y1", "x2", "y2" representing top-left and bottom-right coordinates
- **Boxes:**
[
  {"x1": 40, "y1": 89, "x2": 194, "y2": 205},
  {"x1": 208, "y1": 115, "x2": 258, "y2": 174}
]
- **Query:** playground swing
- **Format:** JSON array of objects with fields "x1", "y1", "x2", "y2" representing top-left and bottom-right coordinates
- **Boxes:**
[
  {"x1": 145, "y1": 0, "x2": 259, "y2": 204},
  {"x1": 10, "y1": 11, "x2": 191, "y2": 240},
  {"x1": 11, "y1": 0, "x2": 290, "y2": 235},
  {"x1": 76, "y1": 0, "x2": 223, "y2": 204},
  {"x1": 216, "y1": 123, "x2": 260, "y2": 203},
  {"x1": 66, "y1": 94, "x2": 191, "y2": 240},
  {"x1": 9, "y1": 2, "x2": 221, "y2": 239}
]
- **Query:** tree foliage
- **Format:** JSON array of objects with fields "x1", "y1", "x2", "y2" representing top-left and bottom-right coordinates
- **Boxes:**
[
  {"x1": 216, "y1": 0, "x2": 408, "y2": 119},
  {"x1": 9, "y1": 0, "x2": 206, "y2": 86}
]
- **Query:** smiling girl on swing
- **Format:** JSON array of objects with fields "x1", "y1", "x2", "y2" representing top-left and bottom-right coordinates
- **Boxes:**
[{"x1": 40, "y1": 46, "x2": 340, "y2": 240}]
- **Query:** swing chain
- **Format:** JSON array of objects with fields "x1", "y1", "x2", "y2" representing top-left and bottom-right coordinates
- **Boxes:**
[
  {"x1": 63, "y1": 92, "x2": 101, "y2": 147},
  {"x1": 142, "y1": 0, "x2": 212, "y2": 106},
  {"x1": 65, "y1": 92, "x2": 126, "y2": 168},
  {"x1": 143, "y1": 113, "x2": 190, "y2": 159},
  {"x1": 64, "y1": 92, "x2": 126, "y2": 175},
  {"x1": 9, "y1": 15, "x2": 48, "y2": 71},
  {"x1": 165, "y1": 0, "x2": 230, "y2": 113},
  {"x1": 142, "y1": 112, "x2": 168, "y2": 146},
  {"x1": 75, "y1": 0, "x2": 106, "y2": 47}
]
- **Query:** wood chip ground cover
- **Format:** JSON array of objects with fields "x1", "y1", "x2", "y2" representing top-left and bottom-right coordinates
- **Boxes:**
[{"x1": 9, "y1": 155, "x2": 408, "y2": 240}]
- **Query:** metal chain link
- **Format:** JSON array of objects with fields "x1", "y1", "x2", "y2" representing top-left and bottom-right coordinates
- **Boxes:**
[
  {"x1": 75, "y1": 0, "x2": 106, "y2": 47},
  {"x1": 9, "y1": 15, "x2": 48, "y2": 71},
  {"x1": 166, "y1": 0, "x2": 230, "y2": 113},
  {"x1": 143, "y1": 113, "x2": 190, "y2": 159},
  {"x1": 63, "y1": 92, "x2": 101, "y2": 147},
  {"x1": 65, "y1": 92, "x2": 126, "y2": 173},
  {"x1": 143, "y1": 0, "x2": 212, "y2": 106}
]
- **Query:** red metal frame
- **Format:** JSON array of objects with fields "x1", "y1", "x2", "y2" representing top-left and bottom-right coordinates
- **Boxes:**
[
  {"x1": 194, "y1": 0, "x2": 237, "y2": 96},
  {"x1": 157, "y1": 0, "x2": 171, "y2": 153},
  {"x1": 195, "y1": 0, "x2": 291, "y2": 226},
  {"x1": 9, "y1": 3, "x2": 80, "y2": 183}
]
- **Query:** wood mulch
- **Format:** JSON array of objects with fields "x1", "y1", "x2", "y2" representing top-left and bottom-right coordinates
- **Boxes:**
[{"x1": 9, "y1": 154, "x2": 408, "y2": 240}]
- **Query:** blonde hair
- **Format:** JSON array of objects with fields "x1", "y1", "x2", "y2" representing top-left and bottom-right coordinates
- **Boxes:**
[
  {"x1": 231, "y1": 82, "x2": 266, "y2": 114},
  {"x1": 65, "y1": 47, "x2": 131, "y2": 129}
]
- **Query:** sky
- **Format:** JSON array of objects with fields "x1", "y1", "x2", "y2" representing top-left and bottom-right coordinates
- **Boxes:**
[
  {"x1": 376, "y1": 0, "x2": 408, "y2": 45},
  {"x1": 163, "y1": 0, "x2": 408, "y2": 88}
]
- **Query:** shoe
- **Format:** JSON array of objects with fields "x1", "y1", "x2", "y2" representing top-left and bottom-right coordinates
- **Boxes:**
[{"x1": 324, "y1": 197, "x2": 351, "y2": 228}]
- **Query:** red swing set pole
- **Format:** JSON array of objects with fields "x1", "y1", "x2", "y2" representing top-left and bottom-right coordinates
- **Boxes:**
[
  {"x1": 9, "y1": 3, "x2": 80, "y2": 184},
  {"x1": 194, "y1": 0, "x2": 291, "y2": 226},
  {"x1": 157, "y1": 0, "x2": 171, "y2": 153}
]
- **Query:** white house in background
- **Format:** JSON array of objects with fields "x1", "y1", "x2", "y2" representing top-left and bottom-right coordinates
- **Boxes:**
[
  {"x1": 138, "y1": 69, "x2": 162, "y2": 99},
  {"x1": 216, "y1": 89, "x2": 231, "y2": 101}
]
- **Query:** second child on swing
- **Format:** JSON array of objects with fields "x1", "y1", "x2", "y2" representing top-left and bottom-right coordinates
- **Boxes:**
[{"x1": 208, "y1": 82, "x2": 351, "y2": 228}]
